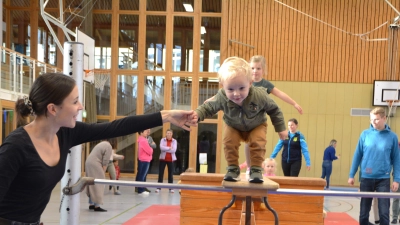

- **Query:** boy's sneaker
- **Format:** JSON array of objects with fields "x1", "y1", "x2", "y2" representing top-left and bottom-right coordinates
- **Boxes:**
[
  {"x1": 138, "y1": 191, "x2": 149, "y2": 195},
  {"x1": 249, "y1": 166, "x2": 264, "y2": 183},
  {"x1": 224, "y1": 165, "x2": 240, "y2": 181},
  {"x1": 155, "y1": 189, "x2": 160, "y2": 193}
]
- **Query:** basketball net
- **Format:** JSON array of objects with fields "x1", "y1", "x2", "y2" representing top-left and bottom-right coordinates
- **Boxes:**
[
  {"x1": 84, "y1": 69, "x2": 110, "y2": 91},
  {"x1": 386, "y1": 100, "x2": 399, "y2": 118}
]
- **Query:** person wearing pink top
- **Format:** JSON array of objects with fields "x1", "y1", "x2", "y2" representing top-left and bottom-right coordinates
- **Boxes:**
[{"x1": 136, "y1": 129, "x2": 154, "y2": 195}]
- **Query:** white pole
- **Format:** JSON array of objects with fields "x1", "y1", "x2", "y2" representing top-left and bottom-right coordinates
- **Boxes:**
[{"x1": 61, "y1": 42, "x2": 84, "y2": 225}]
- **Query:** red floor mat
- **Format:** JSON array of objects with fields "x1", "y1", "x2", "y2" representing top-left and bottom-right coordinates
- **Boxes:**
[
  {"x1": 122, "y1": 205, "x2": 180, "y2": 225},
  {"x1": 324, "y1": 212, "x2": 359, "y2": 225},
  {"x1": 124, "y1": 207, "x2": 357, "y2": 225}
]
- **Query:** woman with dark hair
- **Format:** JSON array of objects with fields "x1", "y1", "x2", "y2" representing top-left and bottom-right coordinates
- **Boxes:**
[
  {"x1": 0, "y1": 73, "x2": 197, "y2": 224},
  {"x1": 270, "y1": 118, "x2": 311, "y2": 177},
  {"x1": 321, "y1": 139, "x2": 340, "y2": 190}
]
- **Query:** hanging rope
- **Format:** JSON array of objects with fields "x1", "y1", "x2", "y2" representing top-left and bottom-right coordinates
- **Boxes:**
[{"x1": 274, "y1": 0, "x2": 389, "y2": 42}]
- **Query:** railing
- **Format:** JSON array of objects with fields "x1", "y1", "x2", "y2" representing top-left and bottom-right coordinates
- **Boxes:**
[{"x1": 0, "y1": 46, "x2": 62, "y2": 101}]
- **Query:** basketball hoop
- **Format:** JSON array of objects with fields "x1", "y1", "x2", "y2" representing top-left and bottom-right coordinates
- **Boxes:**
[
  {"x1": 93, "y1": 69, "x2": 110, "y2": 91},
  {"x1": 386, "y1": 100, "x2": 399, "y2": 116}
]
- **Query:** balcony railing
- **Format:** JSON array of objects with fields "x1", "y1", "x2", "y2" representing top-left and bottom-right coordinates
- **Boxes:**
[{"x1": 0, "y1": 46, "x2": 62, "y2": 101}]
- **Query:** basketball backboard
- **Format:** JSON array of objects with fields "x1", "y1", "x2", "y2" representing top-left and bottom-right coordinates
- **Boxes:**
[
  {"x1": 373, "y1": 80, "x2": 400, "y2": 106},
  {"x1": 76, "y1": 28, "x2": 95, "y2": 83}
]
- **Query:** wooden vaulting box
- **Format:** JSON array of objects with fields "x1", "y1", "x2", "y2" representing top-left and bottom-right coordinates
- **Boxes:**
[{"x1": 179, "y1": 173, "x2": 326, "y2": 225}]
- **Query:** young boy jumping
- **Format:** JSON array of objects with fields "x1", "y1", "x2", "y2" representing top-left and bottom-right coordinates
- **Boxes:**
[{"x1": 193, "y1": 57, "x2": 287, "y2": 183}]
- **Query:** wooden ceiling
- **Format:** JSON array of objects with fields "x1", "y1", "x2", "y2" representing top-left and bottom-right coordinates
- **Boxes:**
[{"x1": 8, "y1": 0, "x2": 222, "y2": 49}]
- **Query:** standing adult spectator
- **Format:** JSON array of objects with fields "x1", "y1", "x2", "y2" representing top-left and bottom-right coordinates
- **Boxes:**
[
  {"x1": 348, "y1": 107, "x2": 400, "y2": 225},
  {"x1": 106, "y1": 138, "x2": 124, "y2": 195},
  {"x1": 135, "y1": 129, "x2": 154, "y2": 195},
  {"x1": 86, "y1": 140, "x2": 113, "y2": 212},
  {"x1": 270, "y1": 118, "x2": 311, "y2": 176},
  {"x1": 321, "y1": 139, "x2": 340, "y2": 190},
  {"x1": 155, "y1": 129, "x2": 177, "y2": 193}
]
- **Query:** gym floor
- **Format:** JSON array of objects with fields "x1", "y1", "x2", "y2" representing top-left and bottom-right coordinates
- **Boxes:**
[{"x1": 40, "y1": 178, "x2": 384, "y2": 224}]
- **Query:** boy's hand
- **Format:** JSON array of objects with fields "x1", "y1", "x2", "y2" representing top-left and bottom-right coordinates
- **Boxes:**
[
  {"x1": 278, "y1": 130, "x2": 288, "y2": 140},
  {"x1": 191, "y1": 111, "x2": 199, "y2": 123}
]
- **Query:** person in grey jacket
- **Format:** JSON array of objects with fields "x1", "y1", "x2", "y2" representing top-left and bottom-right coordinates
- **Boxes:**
[{"x1": 193, "y1": 56, "x2": 287, "y2": 183}]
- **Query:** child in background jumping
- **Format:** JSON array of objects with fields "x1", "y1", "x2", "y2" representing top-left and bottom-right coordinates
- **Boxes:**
[{"x1": 194, "y1": 56, "x2": 287, "y2": 183}]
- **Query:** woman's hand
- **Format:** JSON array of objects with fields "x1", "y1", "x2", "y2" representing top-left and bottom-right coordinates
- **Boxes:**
[{"x1": 161, "y1": 110, "x2": 198, "y2": 131}]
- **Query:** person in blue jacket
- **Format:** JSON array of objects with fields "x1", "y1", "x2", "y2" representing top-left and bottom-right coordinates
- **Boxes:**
[
  {"x1": 348, "y1": 107, "x2": 400, "y2": 225},
  {"x1": 321, "y1": 139, "x2": 340, "y2": 190},
  {"x1": 270, "y1": 118, "x2": 311, "y2": 176}
]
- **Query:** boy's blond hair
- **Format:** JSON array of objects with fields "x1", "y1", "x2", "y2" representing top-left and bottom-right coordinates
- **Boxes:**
[
  {"x1": 370, "y1": 107, "x2": 386, "y2": 118},
  {"x1": 249, "y1": 55, "x2": 267, "y2": 76},
  {"x1": 218, "y1": 57, "x2": 252, "y2": 84}
]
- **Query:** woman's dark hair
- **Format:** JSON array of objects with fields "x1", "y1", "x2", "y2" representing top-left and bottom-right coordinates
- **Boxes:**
[
  {"x1": 15, "y1": 73, "x2": 76, "y2": 124},
  {"x1": 288, "y1": 118, "x2": 298, "y2": 125}
]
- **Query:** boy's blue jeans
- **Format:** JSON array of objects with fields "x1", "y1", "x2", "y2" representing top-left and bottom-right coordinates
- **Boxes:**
[{"x1": 359, "y1": 178, "x2": 390, "y2": 225}]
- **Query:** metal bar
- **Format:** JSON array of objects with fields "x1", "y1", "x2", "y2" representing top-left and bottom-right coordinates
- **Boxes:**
[
  {"x1": 262, "y1": 196, "x2": 279, "y2": 225},
  {"x1": 218, "y1": 195, "x2": 236, "y2": 225},
  {"x1": 245, "y1": 196, "x2": 251, "y2": 225},
  {"x1": 269, "y1": 188, "x2": 400, "y2": 198},
  {"x1": 94, "y1": 179, "x2": 230, "y2": 192},
  {"x1": 93, "y1": 179, "x2": 400, "y2": 198},
  {"x1": 228, "y1": 39, "x2": 255, "y2": 49}
]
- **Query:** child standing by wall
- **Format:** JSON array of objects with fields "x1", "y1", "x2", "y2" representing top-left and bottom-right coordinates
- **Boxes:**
[
  {"x1": 263, "y1": 158, "x2": 277, "y2": 176},
  {"x1": 193, "y1": 57, "x2": 287, "y2": 183}
]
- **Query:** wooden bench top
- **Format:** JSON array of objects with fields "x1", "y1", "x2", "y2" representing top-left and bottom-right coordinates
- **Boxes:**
[
  {"x1": 222, "y1": 177, "x2": 279, "y2": 197},
  {"x1": 180, "y1": 172, "x2": 325, "y2": 187}
]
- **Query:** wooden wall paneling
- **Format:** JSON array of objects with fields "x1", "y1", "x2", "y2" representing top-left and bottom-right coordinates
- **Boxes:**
[
  {"x1": 337, "y1": 0, "x2": 343, "y2": 83},
  {"x1": 138, "y1": 0, "x2": 146, "y2": 72},
  {"x1": 110, "y1": 0, "x2": 119, "y2": 120},
  {"x1": 220, "y1": 0, "x2": 229, "y2": 60},
  {"x1": 227, "y1": 0, "x2": 232, "y2": 57},
  {"x1": 334, "y1": 84, "x2": 345, "y2": 115},
  {"x1": 251, "y1": 0, "x2": 256, "y2": 58},
  {"x1": 307, "y1": 82, "x2": 319, "y2": 115},
  {"x1": 316, "y1": 83, "x2": 327, "y2": 115},
  {"x1": 30, "y1": 0, "x2": 38, "y2": 60},
  {"x1": 278, "y1": 1, "x2": 285, "y2": 81},
  {"x1": 342, "y1": 0, "x2": 350, "y2": 83},
  {"x1": 331, "y1": 114, "x2": 344, "y2": 185},
  {"x1": 243, "y1": 0, "x2": 249, "y2": 59},
  {"x1": 325, "y1": 83, "x2": 336, "y2": 115},
  {"x1": 188, "y1": 0, "x2": 201, "y2": 171},
  {"x1": 239, "y1": 0, "x2": 244, "y2": 57},
  {"x1": 299, "y1": 82, "x2": 310, "y2": 114},
  {"x1": 339, "y1": 114, "x2": 352, "y2": 185},
  {"x1": 259, "y1": 0, "x2": 265, "y2": 59}
]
